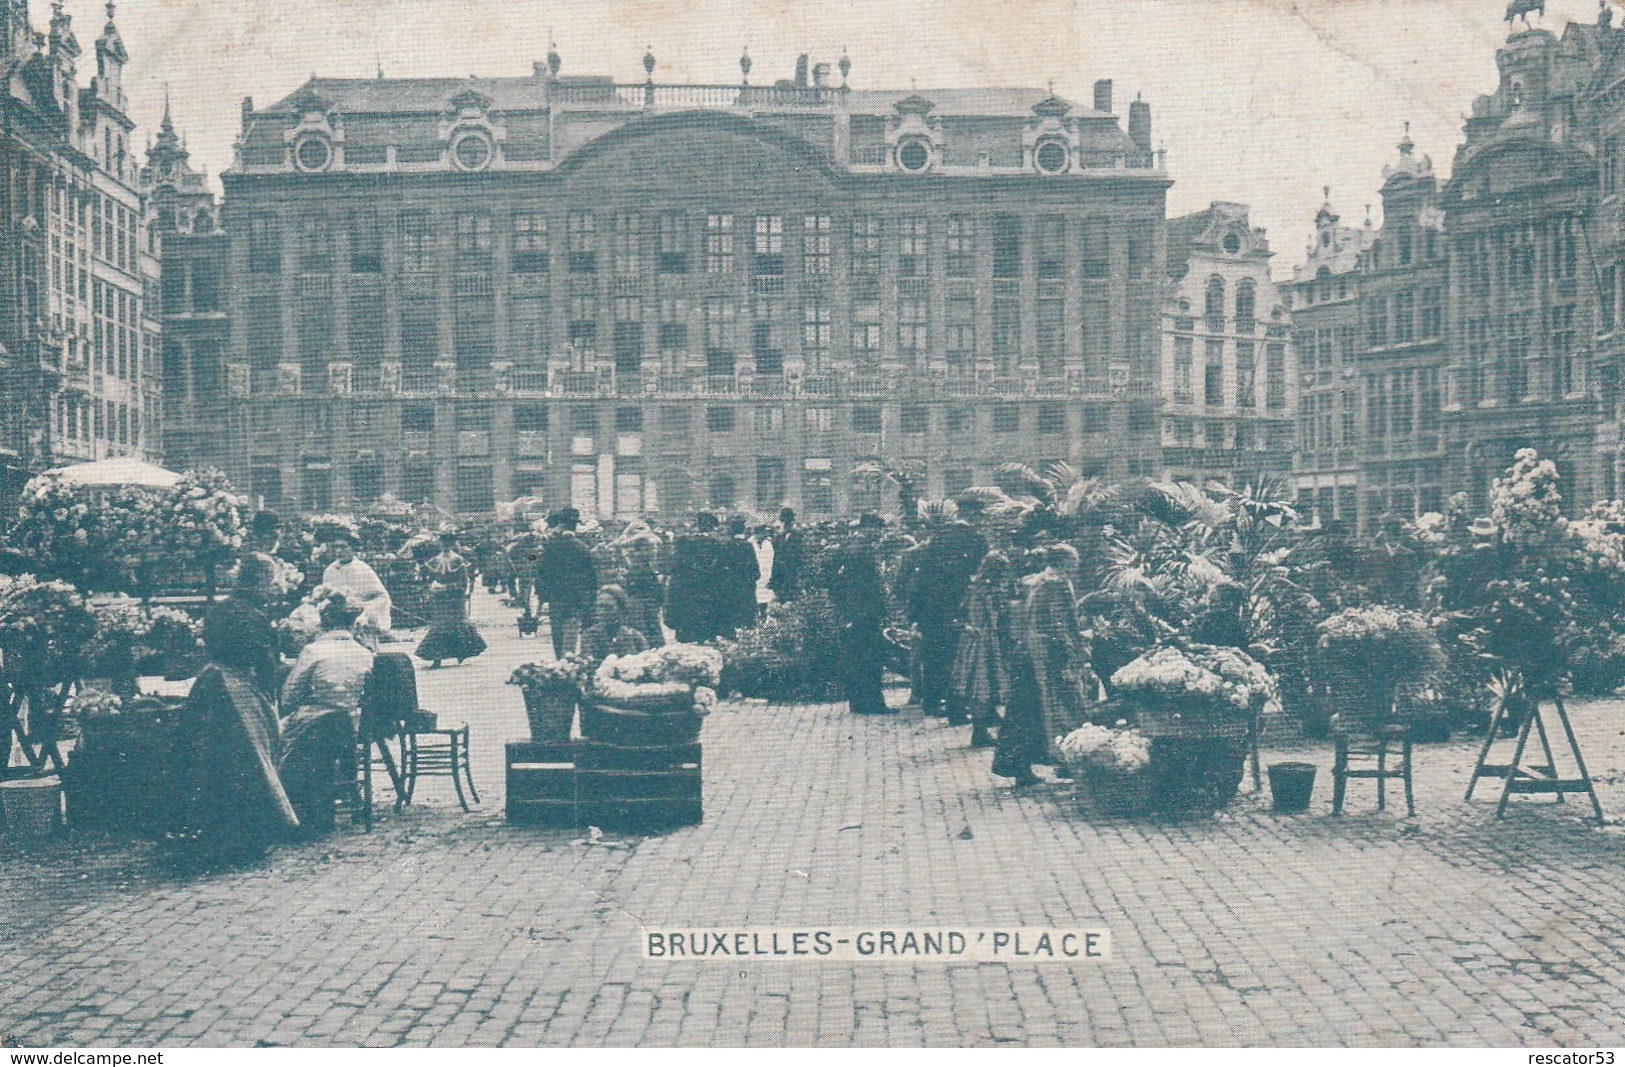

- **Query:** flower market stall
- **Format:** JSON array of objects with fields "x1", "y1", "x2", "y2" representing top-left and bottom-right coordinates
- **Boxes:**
[
  {"x1": 1096, "y1": 643, "x2": 1276, "y2": 816},
  {"x1": 506, "y1": 644, "x2": 721, "y2": 833}
]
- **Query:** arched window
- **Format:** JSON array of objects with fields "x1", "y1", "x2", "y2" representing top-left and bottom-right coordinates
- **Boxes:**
[
  {"x1": 1204, "y1": 275, "x2": 1226, "y2": 330},
  {"x1": 1235, "y1": 278, "x2": 1257, "y2": 329}
]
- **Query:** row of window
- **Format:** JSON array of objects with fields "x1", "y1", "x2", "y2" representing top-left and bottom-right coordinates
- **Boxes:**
[
  {"x1": 1365, "y1": 287, "x2": 1444, "y2": 348},
  {"x1": 1168, "y1": 336, "x2": 1288, "y2": 410},
  {"x1": 1162, "y1": 418, "x2": 1293, "y2": 452},
  {"x1": 256, "y1": 455, "x2": 1143, "y2": 517},
  {"x1": 1200, "y1": 276, "x2": 1262, "y2": 330},
  {"x1": 294, "y1": 400, "x2": 1158, "y2": 439},
  {"x1": 245, "y1": 288, "x2": 1147, "y2": 376},
  {"x1": 244, "y1": 210, "x2": 1153, "y2": 281},
  {"x1": 53, "y1": 394, "x2": 149, "y2": 448}
]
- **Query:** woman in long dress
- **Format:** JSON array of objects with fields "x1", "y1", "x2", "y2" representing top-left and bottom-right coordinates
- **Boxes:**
[
  {"x1": 951, "y1": 550, "x2": 1013, "y2": 750},
  {"x1": 993, "y1": 543, "x2": 1093, "y2": 785},
  {"x1": 415, "y1": 532, "x2": 487, "y2": 668},
  {"x1": 174, "y1": 555, "x2": 300, "y2": 864},
  {"x1": 279, "y1": 593, "x2": 375, "y2": 835}
]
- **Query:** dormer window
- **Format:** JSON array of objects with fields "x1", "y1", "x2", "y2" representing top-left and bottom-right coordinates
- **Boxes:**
[
  {"x1": 1222, "y1": 233, "x2": 1242, "y2": 256},
  {"x1": 1034, "y1": 138, "x2": 1069, "y2": 175},
  {"x1": 294, "y1": 134, "x2": 332, "y2": 173},
  {"x1": 451, "y1": 130, "x2": 493, "y2": 172},
  {"x1": 896, "y1": 138, "x2": 932, "y2": 174}
]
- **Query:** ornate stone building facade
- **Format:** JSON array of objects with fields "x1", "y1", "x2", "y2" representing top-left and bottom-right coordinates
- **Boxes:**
[
  {"x1": 195, "y1": 53, "x2": 1168, "y2": 519},
  {"x1": 1285, "y1": 191, "x2": 1373, "y2": 527},
  {"x1": 1359, "y1": 130, "x2": 1448, "y2": 525},
  {"x1": 142, "y1": 93, "x2": 225, "y2": 477},
  {"x1": 1441, "y1": 20, "x2": 1614, "y2": 511},
  {"x1": 1158, "y1": 201, "x2": 1295, "y2": 487},
  {"x1": 0, "y1": 0, "x2": 161, "y2": 505}
]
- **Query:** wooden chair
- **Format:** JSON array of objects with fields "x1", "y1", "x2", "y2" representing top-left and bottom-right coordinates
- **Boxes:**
[
  {"x1": 1330, "y1": 697, "x2": 1414, "y2": 817},
  {"x1": 364, "y1": 652, "x2": 478, "y2": 811}
]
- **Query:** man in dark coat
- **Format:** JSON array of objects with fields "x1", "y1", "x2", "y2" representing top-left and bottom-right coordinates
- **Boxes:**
[
  {"x1": 768, "y1": 506, "x2": 804, "y2": 604},
  {"x1": 665, "y1": 512, "x2": 733, "y2": 643},
  {"x1": 906, "y1": 500, "x2": 989, "y2": 720},
  {"x1": 532, "y1": 508, "x2": 597, "y2": 659},
  {"x1": 827, "y1": 514, "x2": 892, "y2": 715}
]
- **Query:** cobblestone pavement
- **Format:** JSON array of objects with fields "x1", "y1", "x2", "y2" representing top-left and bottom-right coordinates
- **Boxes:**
[{"x1": 4, "y1": 588, "x2": 1625, "y2": 1047}]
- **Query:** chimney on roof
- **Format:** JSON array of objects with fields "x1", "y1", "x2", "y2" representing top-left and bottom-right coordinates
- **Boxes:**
[
  {"x1": 813, "y1": 62, "x2": 830, "y2": 88},
  {"x1": 1093, "y1": 78, "x2": 1112, "y2": 113},
  {"x1": 241, "y1": 96, "x2": 253, "y2": 124},
  {"x1": 1129, "y1": 95, "x2": 1151, "y2": 153},
  {"x1": 795, "y1": 53, "x2": 809, "y2": 86}
]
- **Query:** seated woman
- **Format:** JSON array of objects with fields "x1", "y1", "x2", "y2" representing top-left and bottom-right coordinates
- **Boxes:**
[
  {"x1": 278, "y1": 593, "x2": 375, "y2": 836},
  {"x1": 578, "y1": 584, "x2": 650, "y2": 670},
  {"x1": 173, "y1": 556, "x2": 300, "y2": 865}
]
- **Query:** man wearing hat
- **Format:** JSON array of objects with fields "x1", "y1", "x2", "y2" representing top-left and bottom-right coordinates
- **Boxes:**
[
  {"x1": 533, "y1": 508, "x2": 597, "y2": 659},
  {"x1": 665, "y1": 512, "x2": 733, "y2": 644},
  {"x1": 827, "y1": 513, "x2": 893, "y2": 715},
  {"x1": 907, "y1": 496, "x2": 989, "y2": 719}
]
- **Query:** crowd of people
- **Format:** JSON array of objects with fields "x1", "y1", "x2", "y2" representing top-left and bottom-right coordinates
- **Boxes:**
[
  {"x1": 475, "y1": 495, "x2": 1091, "y2": 789},
  {"x1": 169, "y1": 493, "x2": 1098, "y2": 865}
]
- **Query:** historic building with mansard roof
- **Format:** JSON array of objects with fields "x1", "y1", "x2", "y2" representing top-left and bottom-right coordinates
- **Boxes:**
[{"x1": 192, "y1": 49, "x2": 1169, "y2": 519}]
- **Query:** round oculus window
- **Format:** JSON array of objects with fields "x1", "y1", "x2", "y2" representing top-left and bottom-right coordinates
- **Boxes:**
[
  {"x1": 896, "y1": 139, "x2": 931, "y2": 173},
  {"x1": 1034, "y1": 139, "x2": 1069, "y2": 174},
  {"x1": 294, "y1": 135, "x2": 332, "y2": 172},
  {"x1": 1222, "y1": 234, "x2": 1242, "y2": 255},
  {"x1": 452, "y1": 131, "x2": 493, "y2": 172}
]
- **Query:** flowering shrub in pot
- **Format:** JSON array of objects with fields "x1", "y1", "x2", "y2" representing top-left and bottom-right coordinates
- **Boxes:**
[
  {"x1": 509, "y1": 656, "x2": 587, "y2": 744},
  {"x1": 1057, "y1": 720, "x2": 1156, "y2": 817},
  {"x1": 1108, "y1": 643, "x2": 1276, "y2": 734},
  {"x1": 1315, "y1": 606, "x2": 1448, "y2": 729}
]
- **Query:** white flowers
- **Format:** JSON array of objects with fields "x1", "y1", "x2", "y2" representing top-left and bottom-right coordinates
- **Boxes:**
[
  {"x1": 1111, "y1": 644, "x2": 1276, "y2": 712},
  {"x1": 1056, "y1": 722, "x2": 1153, "y2": 773},
  {"x1": 597, "y1": 643, "x2": 723, "y2": 688}
]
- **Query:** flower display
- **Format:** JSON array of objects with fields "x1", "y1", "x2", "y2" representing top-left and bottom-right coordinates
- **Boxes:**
[
  {"x1": 0, "y1": 575, "x2": 96, "y2": 686},
  {"x1": 65, "y1": 686, "x2": 124, "y2": 722},
  {"x1": 159, "y1": 469, "x2": 247, "y2": 567},
  {"x1": 597, "y1": 644, "x2": 724, "y2": 688},
  {"x1": 1110, "y1": 643, "x2": 1275, "y2": 713},
  {"x1": 509, "y1": 656, "x2": 588, "y2": 692},
  {"x1": 11, "y1": 476, "x2": 161, "y2": 592},
  {"x1": 1490, "y1": 448, "x2": 1564, "y2": 546},
  {"x1": 1056, "y1": 721, "x2": 1153, "y2": 774}
]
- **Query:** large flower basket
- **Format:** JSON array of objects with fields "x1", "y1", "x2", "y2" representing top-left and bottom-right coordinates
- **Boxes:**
[
  {"x1": 522, "y1": 685, "x2": 578, "y2": 745},
  {"x1": 1076, "y1": 766, "x2": 1156, "y2": 818},
  {"x1": 1130, "y1": 698, "x2": 1253, "y2": 740},
  {"x1": 580, "y1": 697, "x2": 704, "y2": 747}
]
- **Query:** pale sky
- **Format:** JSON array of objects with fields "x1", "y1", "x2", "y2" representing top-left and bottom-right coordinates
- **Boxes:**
[{"x1": 80, "y1": 0, "x2": 1617, "y2": 277}]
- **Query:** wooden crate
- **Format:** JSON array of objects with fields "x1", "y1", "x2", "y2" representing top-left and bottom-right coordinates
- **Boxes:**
[
  {"x1": 505, "y1": 741, "x2": 579, "y2": 829},
  {"x1": 576, "y1": 741, "x2": 702, "y2": 833}
]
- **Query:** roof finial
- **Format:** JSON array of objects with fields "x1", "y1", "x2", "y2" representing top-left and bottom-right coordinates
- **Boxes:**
[
  {"x1": 161, "y1": 82, "x2": 173, "y2": 131},
  {"x1": 644, "y1": 44, "x2": 655, "y2": 80},
  {"x1": 1603, "y1": 0, "x2": 1615, "y2": 29},
  {"x1": 547, "y1": 36, "x2": 561, "y2": 78},
  {"x1": 1046, "y1": 78, "x2": 1054, "y2": 95},
  {"x1": 1322, "y1": 184, "x2": 1331, "y2": 201},
  {"x1": 104, "y1": 0, "x2": 115, "y2": 29},
  {"x1": 839, "y1": 47, "x2": 851, "y2": 86},
  {"x1": 1398, "y1": 120, "x2": 1414, "y2": 157},
  {"x1": 740, "y1": 46, "x2": 751, "y2": 85}
]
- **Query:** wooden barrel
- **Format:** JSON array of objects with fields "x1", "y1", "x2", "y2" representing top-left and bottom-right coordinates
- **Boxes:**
[{"x1": 579, "y1": 700, "x2": 703, "y2": 747}]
